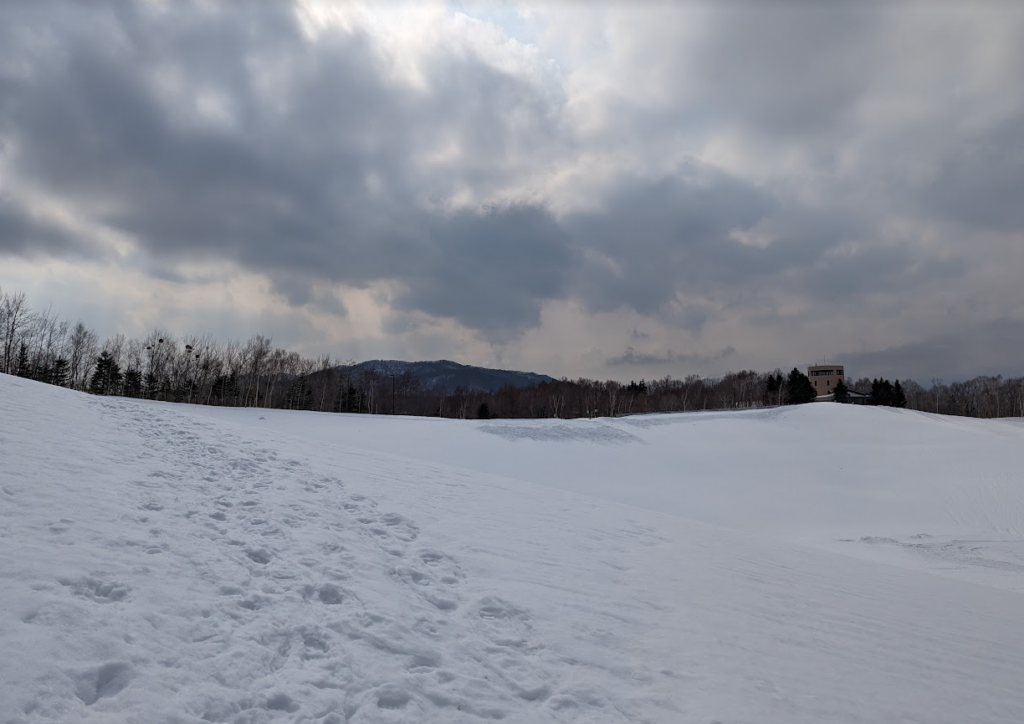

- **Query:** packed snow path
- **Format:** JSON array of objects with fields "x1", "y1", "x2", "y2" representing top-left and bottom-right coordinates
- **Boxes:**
[{"x1": 3, "y1": 373, "x2": 1024, "y2": 723}]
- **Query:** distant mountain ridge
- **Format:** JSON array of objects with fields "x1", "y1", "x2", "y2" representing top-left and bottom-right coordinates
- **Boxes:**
[{"x1": 340, "y1": 359, "x2": 555, "y2": 393}]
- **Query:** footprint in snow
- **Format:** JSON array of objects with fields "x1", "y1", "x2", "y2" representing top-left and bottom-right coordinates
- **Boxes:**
[
  {"x1": 48, "y1": 519, "x2": 74, "y2": 533},
  {"x1": 316, "y1": 584, "x2": 345, "y2": 605},
  {"x1": 418, "y1": 549, "x2": 465, "y2": 585},
  {"x1": 60, "y1": 576, "x2": 131, "y2": 603},
  {"x1": 238, "y1": 595, "x2": 270, "y2": 611},
  {"x1": 301, "y1": 630, "x2": 331, "y2": 658},
  {"x1": 245, "y1": 548, "x2": 272, "y2": 565},
  {"x1": 379, "y1": 513, "x2": 420, "y2": 542},
  {"x1": 75, "y1": 662, "x2": 135, "y2": 706},
  {"x1": 471, "y1": 596, "x2": 533, "y2": 648}
]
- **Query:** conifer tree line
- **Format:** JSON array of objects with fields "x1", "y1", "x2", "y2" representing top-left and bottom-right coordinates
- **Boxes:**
[{"x1": 2, "y1": 287, "x2": 1023, "y2": 419}]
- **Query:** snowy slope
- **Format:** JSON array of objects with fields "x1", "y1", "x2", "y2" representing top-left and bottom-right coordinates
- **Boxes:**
[
  {"x1": 3, "y1": 373, "x2": 1024, "y2": 723},
  {"x1": 188, "y1": 401, "x2": 1024, "y2": 593}
]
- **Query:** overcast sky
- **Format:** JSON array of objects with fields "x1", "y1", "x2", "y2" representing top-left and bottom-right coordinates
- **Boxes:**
[{"x1": 2, "y1": 1, "x2": 1023, "y2": 383}]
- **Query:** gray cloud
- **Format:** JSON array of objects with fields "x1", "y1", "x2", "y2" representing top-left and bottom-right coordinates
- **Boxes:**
[
  {"x1": 918, "y1": 117, "x2": 1024, "y2": 232},
  {"x1": 4, "y1": 5, "x2": 415, "y2": 270},
  {"x1": 682, "y1": 5, "x2": 881, "y2": 139},
  {"x1": 0, "y1": 1, "x2": 568, "y2": 332},
  {"x1": 839, "y1": 320, "x2": 1024, "y2": 384},
  {"x1": 565, "y1": 168, "x2": 776, "y2": 320},
  {"x1": 0, "y1": 2, "x2": 1022, "y2": 381},
  {"x1": 794, "y1": 242, "x2": 966, "y2": 303},
  {"x1": 608, "y1": 345, "x2": 737, "y2": 368},
  {"x1": 393, "y1": 205, "x2": 573, "y2": 337},
  {"x1": 0, "y1": 197, "x2": 79, "y2": 257},
  {"x1": 560, "y1": 170, "x2": 946, "y2": 329}
]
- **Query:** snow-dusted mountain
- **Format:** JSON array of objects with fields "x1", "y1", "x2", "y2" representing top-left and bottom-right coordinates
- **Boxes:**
[
  {"x1": 3, "y1": 372, "x2": 1024, "y2": 723},
  {"x1": 339, "y1": 359, "x2": 555, "y2": 393}
]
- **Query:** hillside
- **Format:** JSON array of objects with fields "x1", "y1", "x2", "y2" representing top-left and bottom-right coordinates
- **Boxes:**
[
  {"x1": 339, "y1": 359, "x2": 555, "y2": 393},
  {"x1": 3, "y1": 372, "x2": 1024, "y2": 723}
]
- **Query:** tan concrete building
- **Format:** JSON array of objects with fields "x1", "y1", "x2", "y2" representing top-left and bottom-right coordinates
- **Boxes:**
[{"x1": 807, "y1": 364, "x2": 845, "y2": 395}]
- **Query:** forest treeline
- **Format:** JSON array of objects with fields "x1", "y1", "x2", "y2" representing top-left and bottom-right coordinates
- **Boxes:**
[{"x1": 3, "y1": 287, "x2": 1023, "y2": 420}]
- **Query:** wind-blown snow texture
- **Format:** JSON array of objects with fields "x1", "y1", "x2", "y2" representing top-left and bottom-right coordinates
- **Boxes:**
[{"x1": 3, "y1": 373, "x2": 1024, "y2": 723}]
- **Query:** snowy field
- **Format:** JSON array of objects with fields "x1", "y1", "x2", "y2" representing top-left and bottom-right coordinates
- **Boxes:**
[{"x1": 3, "y1": 372, "x2": 1024, "y2": 723}]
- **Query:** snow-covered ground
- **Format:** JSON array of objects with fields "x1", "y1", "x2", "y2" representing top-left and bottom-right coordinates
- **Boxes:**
[{"x1": 3, "y1": 373, "x2": 1024, "y2": 723}]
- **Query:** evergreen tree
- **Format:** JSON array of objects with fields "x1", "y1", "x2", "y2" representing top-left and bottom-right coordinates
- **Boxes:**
[
  {"x1": 785, "y1": 368, "x2": 816, "y2": 405},
  {"x1": 209, "y1": 372, "x2": 239, "y2": 406},
  {"x1": 144, "y1": 371, "x2": 160, "y2": 400},
  {"x1": 833, "y1": 378, "x2": 849, "y2": 403},
  {"x1": 870, "y1": 378, "x2": 895, "y2": 406},
  {"x1": 893, "y1": 380, "x2": 907, "y2": 408},
  {"x1": 765, "y1": 371, "x2": 786, "y2": 405},
  {"x1": 211, "y1": 374, "x2": 226, "y2": 405},
  {"x1": 345, "y1": 383, "x2": 359, "y2": 413},
  {"x1": 89, "y1": 351, "x2": 122, "y2": 395},
  {"x1": 50, "y1": 357, "x2": 70, "y2": 387},
  {"x1": 89, "y1": 355, "x2": 106, "y2": 394},
  {"x1": 334, "y1": 383, "x2": 364, "y2": 413},
  {"x1": 286, "y1": 374, "x2": 313, "y2": 410},
  {"x1": 15, "y1": 342, "x2": 30, "y2": 378},
  {"x1": 477, "y1": 402, "x2": 491, "y2": 419},
  {"x1": 33, "y1": 363, "x2": 51, "y2": 383},
  {"x1": 89, "y1": 354, "x2": 105, "y2": 394},
  {"x1": 627, "y1": 379, "x2": 648, "y2": 396},
  {"x1": 123, "y1": 368, "x2": 143, "y2": 398}
]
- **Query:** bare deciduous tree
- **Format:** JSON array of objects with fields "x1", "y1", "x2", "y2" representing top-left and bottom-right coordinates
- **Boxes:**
[
  {"x1": 1, "y1": 290, "x2": 33, "y2": 374},
  {"x1": 68, "y1": 322, "x2": 99, "y2": 391}
]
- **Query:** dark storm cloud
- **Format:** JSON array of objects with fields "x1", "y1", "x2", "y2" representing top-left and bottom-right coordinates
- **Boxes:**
[
  {"x1": 565, "y1": 168, "x2": 776, "y2": 320},
  {"x1": 0, "y1": 1, "x2": 570, "y2": 333},
  {"x1": 560, "y1": 169, "x2": 927, "y2": 326},
  {"x1": 561, "y1": 160, "x2": 974, "y2": 338},
  {"x1": 2, "y1": 2, "x2": 418, "y2": 272},
  {"x1": 392, "y1": 205, "x2": 573, "y2": 336}
]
